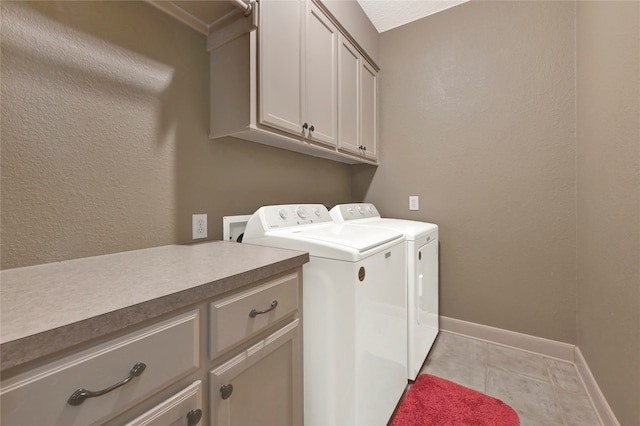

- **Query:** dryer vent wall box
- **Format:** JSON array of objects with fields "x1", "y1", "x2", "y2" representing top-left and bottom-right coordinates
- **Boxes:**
[{"x1": 223, "y1": 215, "x2": 252, "y2": 242}]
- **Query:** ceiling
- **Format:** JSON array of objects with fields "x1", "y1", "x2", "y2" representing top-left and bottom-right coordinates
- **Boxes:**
[
  {"x1": 356, "y1": 0, "x2": 470, "y2": 33},
  {"x1": 149, "y1": 0, "x2": 470, "y2": 36}
]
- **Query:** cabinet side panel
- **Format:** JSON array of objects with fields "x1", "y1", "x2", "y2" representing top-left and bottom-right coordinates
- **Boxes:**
[{"x1": 210, "y1": 34, "x2": 251, "y2": 137}]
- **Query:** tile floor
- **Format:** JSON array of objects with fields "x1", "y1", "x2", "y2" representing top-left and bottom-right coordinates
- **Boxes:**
[{"x1": 420, "y1": 331, "x2": 602, "y2": 426}]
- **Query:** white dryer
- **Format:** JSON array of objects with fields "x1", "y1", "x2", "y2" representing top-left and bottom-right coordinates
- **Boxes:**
[
  {"x1": 243, "y1": 204, "x2": 408, "y2": 426},
  {"x1": 330, "y1": 203, "x2": 439, "y2": 381}
]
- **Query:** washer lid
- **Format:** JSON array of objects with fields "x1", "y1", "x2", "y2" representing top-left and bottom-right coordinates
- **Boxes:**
[{"x1": 284, "y1": 223, "x2": 402, "y2": 252}]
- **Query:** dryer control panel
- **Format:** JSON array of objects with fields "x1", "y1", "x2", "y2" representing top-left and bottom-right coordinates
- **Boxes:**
[{"x1": 330, "y1": 203, "x2": 380, "y2": 222}]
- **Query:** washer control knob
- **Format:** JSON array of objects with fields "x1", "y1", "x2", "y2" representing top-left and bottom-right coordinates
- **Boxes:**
[
  {"x1": 313, "y1": 208, "x2": 322, "y2": 217},
  {"x1": 278, "y1": 209, "x2": 288, "y2": 220},
  {"x1": 366, "y1": 205, "x2": 373, "y2": 213},
  {"x1": 347, "y1": 207, "x2": 354, "y2": 216},
  {"x1": 357, "y1": 206, "x2": 365, "y2": 215},
  {"x1": 296, "y1": 206, "x2": 309, "y2": 219}
]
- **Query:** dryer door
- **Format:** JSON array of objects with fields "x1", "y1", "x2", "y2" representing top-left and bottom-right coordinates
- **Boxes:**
[
  {"x1": 408, "y1": 237, "x2": 439, "y2": 380},
  {"x1": 417, "y1": 239, "x2": 438, "y2": 327}
]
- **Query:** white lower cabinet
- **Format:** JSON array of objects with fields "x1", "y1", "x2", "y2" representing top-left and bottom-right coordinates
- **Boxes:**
[
  {"x1": 0, "y1": 269, "x2": 303, "y2": 426},
  {"x1": 0, "y1": 311, "x2": 200, "y2": 426},
  {"x1": 209, "y1": 320, "x2": 302, "y2": 426}
]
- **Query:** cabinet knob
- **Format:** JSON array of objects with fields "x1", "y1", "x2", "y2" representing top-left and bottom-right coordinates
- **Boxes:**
[
  {"x1": 186, "y1": 409, "x2": 203, "y2": 426},
  {"x1": 309, "y1": 125, "x2": 315, "y2": 132},
  {"x1": 302, "y1": 122, "x2": 308, "y2": 130},
  {"x1": 220, "y1": 383, "x2": 234, "y2": 400}
]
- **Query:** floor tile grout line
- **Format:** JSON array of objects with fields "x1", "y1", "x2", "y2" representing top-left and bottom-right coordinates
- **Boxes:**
[
  {"x1": 569, "y1": 361, "x2": 605, "y2": 426},
  {"x1": 483, "y1": 341, "x2": 489, "y2": 393},
  {"x1": 545, "y1": 357, "x2": 570, "y2": 426}
]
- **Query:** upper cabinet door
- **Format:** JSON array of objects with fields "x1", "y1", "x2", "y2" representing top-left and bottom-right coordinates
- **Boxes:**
[
  {"x1": 304, "y1": 2, "x2": 338, "y2": 147},
  {"x1": 337, "y1": 34, "x2": 360, "y2": 155},
  {"x1": 259, "y1": 0, "x2": 304, "y2": 135},
  {"x1": 360, "y1": 60, "x2": 378, "y2": 160}
]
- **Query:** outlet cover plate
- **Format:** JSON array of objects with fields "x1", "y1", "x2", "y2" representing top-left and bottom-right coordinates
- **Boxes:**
[
  {"x1": 192, "y1": 214, "x2": 207, "y2": 239},
  {"x1": 409, "y1": 196, "x2": 419, "y2": 211}
]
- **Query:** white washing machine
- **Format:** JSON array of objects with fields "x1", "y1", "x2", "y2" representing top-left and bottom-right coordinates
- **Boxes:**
[
  {"x1": 330, "y1": 203, "x2": 439, "y2": 381},
  {"x1": 243, "y1": 204, "x2": 408, "y2": 426}
]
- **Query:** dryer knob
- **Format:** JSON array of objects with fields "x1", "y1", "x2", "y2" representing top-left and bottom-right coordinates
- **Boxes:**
[
  {"x1": 357, "y1": 206, "x2": 365, "y2": 215},
  {"x1": 347, "y1": 207, "x2": 354, "y2": 216},
  {"x1": 313, "y1": 208, "x2": 321, "y2": 217},
  {"x1": 278, "y1": 209, "x2": 288, "y2": 220}
]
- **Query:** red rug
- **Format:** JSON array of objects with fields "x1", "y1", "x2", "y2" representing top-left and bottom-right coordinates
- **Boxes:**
[{"x1": 389, "y1": 374, "x2": 520, "y2": 426}]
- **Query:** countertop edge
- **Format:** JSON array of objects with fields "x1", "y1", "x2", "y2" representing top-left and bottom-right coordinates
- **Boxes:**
[{"x1": 0, "y1": 252, "x2": 308, "y2": 374}]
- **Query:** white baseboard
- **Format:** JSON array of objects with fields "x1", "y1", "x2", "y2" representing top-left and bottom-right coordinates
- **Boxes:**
[
  {"x1": 575, "y1": 347, "x2": 620, "y2": 426},
  {"x1": 439, "y1": 316, "x2": 619, "y2": 426},
  {"x1": 440, "y1": 316, "x2": 575, "y2": 361}
]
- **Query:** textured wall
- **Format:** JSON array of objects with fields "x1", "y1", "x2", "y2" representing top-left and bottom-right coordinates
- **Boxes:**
[
  {"x1": 576, "y1": 2, "x2": 640, "y2": 425},
  {"x1": 355, "y1": 1, "x2": 577, "y2": 342},
  {"x1": 0, "y1": 1, "x2": 352, "y2": 269}
]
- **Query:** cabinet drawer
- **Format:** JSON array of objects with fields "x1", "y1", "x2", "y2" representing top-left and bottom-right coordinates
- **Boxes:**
[
  {"x1": 1, "y1": 311, "x2": 199, "y2": 426},
  {"x1": 124, "y1": 380, "x2": 203, "y2": 426},
  {"x1": 209, "y1": 272, "x2": 299, "y2": 359}
]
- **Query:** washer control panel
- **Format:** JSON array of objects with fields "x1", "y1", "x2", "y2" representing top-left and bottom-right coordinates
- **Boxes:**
[{"x1": 261, "y1": 204, "x2": 332, "y2": 228}]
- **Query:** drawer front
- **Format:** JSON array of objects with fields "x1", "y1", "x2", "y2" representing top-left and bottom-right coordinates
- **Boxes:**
[
  {"x1": 209, "y1": 272, "x2": 299, "y2": 359},
  {"x1": 124, "y1": 380, "x2": 203, "y2": 426},
  {"x1": 1, "y1": 311, "x2": 199, "y2": 426}
]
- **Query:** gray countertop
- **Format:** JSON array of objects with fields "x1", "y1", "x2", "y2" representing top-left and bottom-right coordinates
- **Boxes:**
[{"x1": 0, "y1": 241, "x2": 308, "y2": 373}]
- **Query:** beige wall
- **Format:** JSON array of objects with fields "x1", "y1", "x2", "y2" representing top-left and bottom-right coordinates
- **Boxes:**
[
  {"x1": 356, "y1": 1, "x2": 578, "y2": 343},
  {"x1": 0, "y1": 1, "x2": 352, "y2": 270},
  {"x1": 576, "y1": 2, "x2": 640, "y2": 425}
]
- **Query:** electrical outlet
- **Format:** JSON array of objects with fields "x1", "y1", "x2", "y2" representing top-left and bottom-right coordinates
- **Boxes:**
[
  {"x1": 192, "y1": 214, "x2": 207, "y2": 239},
  {"x1": 409, "y1": 196, "x2": 419, "y2": 211}
]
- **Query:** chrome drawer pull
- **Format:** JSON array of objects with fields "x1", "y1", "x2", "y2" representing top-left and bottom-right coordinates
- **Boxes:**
[
  {"x1": 187, "y1": 409, "x2": 203, "y2": 426},
  {"x1": 67, "y1": 362, "x2": 146, "y2": 406},
  {"x1": 249, "y1": 300, "x2": 278, "y2": 318}
]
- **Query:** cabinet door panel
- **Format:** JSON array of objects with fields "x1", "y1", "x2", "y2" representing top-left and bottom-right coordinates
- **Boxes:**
[
  {"x1": 124, "y1": 381, "x2": 202, "y2": 426},
  {"x1": 210, "y1": 320, "x2": 302, "y2": 426},
  {"x1": 305, "y1": 3, "x2": 337, "y2": 146},
  {"x1": 259, "y1": 0, "x2": 303, "y2": 135},
  {"x1": 337, "y1": 35, "x2": 360, "y2": 154},
  {"x1": 361, "y1": 60, "x2": 378, "y2": 159}
]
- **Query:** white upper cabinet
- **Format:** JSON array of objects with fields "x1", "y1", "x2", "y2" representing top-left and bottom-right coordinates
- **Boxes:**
[
  {"x1": 260, "y1": 0, "x2": 337, "y2": 147},
  {"x1": 337, "y1": 34, "x2": 360, "y2": 155},
  {"x1": 304, "y1": 2, "x2": 338, "y2": 147},
  {"x1": 208, "y1": 0, "x2": 379, "y2": 165},
  {"x1": 338, "y1": 34, "x2": 378, "y2": 161},
  {"x1": 258, "y1": 0, "x2": 304, "y2": 135},
  {"x1": 360, "y1": 59, "x2": 378, "y2": 159}
]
